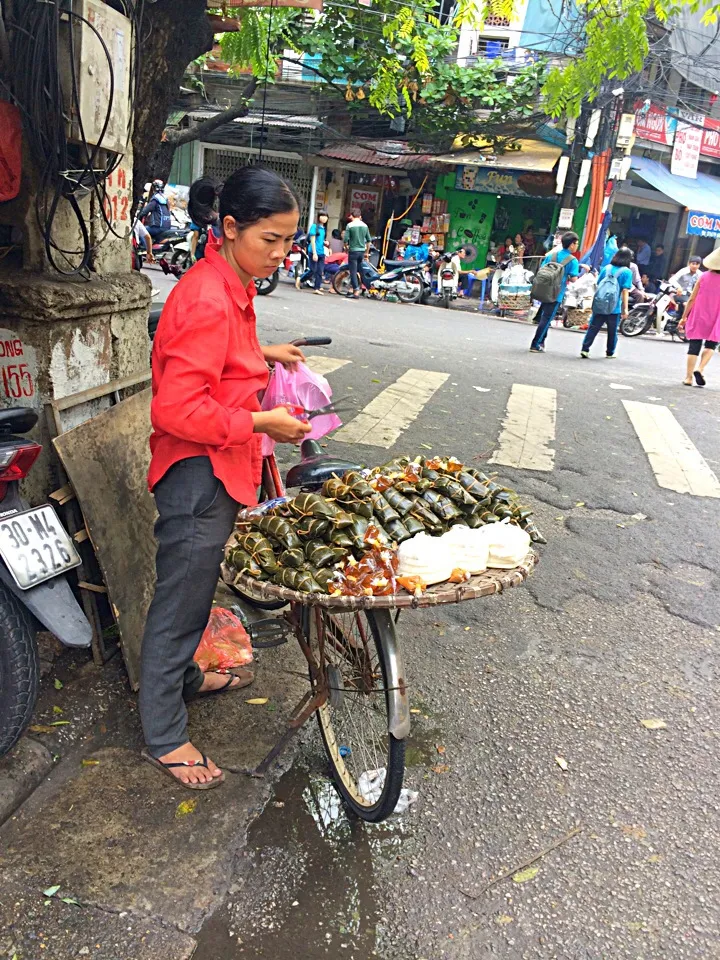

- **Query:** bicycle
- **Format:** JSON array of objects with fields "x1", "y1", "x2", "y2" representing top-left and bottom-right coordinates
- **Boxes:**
[{"x1": 225, "y1": 337, "x2": 537, "y2": 822}]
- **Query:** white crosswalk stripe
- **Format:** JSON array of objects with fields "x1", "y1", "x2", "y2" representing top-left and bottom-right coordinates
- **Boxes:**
[
  {"x1": 622, "y1": 400, "x2": 720, "y2": 498},
  {"x1": 490, "y1": 384, "x2": 557, "y2": 472},
  {"x1": 318, "y1": 362, "x2": 719, "y2": 498},
  {"x1": 305, "y1": 356, "x2": 352, "y2": 376},
  {"x1": 332, "y1": 369, "x2": 449, "y2": 448}
]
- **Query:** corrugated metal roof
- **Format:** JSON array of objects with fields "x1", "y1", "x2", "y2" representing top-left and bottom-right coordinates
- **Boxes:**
[
  {"x1": 435, "y1": 139, "x2": 562, "y2": 172},
  {"x1": 316, "y1": 141, "x2": 435, "y2": 170},
  {"x1": 185, "y1": 110, "x2": 320, "y2": 129}
]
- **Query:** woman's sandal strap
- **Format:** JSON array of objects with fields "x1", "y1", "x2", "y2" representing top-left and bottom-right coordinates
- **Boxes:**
[{"x1": 160, "y1": 754, "x2": 210, "y2": 769}]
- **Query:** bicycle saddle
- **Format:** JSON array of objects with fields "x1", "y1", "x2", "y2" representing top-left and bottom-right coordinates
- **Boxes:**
[{"x1": 285, "y1": 439, "x2": 362, "y2": 491}]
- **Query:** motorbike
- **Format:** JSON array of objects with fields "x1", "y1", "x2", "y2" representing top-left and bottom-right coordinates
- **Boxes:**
[
  {"x1": 436, "y1": 253, "x2": 459, "y2": 309},
  {"x1": 285, "y1": 233, "x2": 308, "y2": 281},
  {"x1": 0, "y1": 408, "x2": 92, "y2": 757},
  {"x1": 620, "y1": 281, "x2": 687, "y2": 341},
  {"x1": 331, "y1": 248, "x2": 427, "y2": 304}
]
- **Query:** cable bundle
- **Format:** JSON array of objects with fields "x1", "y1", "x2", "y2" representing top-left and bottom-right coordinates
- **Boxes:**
[{"x1": 4, "y1": 0, "x2": 144, "y2": 277}]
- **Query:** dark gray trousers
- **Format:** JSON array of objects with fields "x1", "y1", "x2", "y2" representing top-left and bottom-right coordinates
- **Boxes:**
[{"x1": 139, "y1": 456, "x2": 239, "y2": 758}]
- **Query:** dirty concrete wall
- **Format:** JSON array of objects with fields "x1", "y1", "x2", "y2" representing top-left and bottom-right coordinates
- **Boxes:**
[
  {"x1": 0, "y1": 263, "x2": 150, "y2": 504},
  {"x1": 0, "y1": 116, "x2": 150, "y2": 504}
]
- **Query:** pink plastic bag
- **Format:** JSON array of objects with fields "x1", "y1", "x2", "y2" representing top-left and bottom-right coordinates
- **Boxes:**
[{"x1": 260, "y1": 362, "x2": 342, "y2": 456}]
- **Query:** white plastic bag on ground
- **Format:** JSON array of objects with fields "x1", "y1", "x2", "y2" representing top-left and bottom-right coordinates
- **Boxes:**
[{"x1": 358, "y1": 768, "x2": 419, "y2": 814}]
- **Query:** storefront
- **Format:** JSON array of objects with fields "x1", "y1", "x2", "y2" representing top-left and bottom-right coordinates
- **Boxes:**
[
  {"x1": 433, "y1": 139, "x2": 562, "y2": 270},
  {"x1": 617, "y1": 155, "x2": 720, "y2": 273}
]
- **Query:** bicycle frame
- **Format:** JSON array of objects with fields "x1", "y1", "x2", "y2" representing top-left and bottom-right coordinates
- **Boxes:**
[{"x1": 248, "y1": 449, "x2": 410, "y2": 778}]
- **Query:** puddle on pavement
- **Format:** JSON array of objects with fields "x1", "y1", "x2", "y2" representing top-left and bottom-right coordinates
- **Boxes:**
[{"x1": 193, "y1": 739, "x2": 438, "y2": 960}]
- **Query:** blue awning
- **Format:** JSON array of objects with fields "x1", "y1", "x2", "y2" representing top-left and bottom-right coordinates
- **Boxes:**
[{"x1": 630, "y1": 155, "x2": 720, "y2": 215}]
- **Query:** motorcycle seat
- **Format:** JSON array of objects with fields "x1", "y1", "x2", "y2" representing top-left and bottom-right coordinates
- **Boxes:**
[
  {"x1": 285, "y1": 440, "x2": 361, "y2": 491},
  {"x1": 0, "y1": 407, "x2": 38, "y2": 435},
  {"x1": 383, "y1": 259, "x2": 413, "y2": 268}
]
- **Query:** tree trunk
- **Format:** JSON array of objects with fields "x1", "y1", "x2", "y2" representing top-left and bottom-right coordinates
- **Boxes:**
[{"x1": 132, "y1": 0, "x2": 213, "y2": 203}]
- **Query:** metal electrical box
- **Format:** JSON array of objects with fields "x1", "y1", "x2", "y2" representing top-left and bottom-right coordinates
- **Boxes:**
[{"x1": 62, "y1": 0, "x2": 132, "y2": 156}]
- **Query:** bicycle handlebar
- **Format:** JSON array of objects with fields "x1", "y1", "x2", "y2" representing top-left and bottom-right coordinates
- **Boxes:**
[{"x1": 292, "y1": 337, "x2": 332, "y2": 347}]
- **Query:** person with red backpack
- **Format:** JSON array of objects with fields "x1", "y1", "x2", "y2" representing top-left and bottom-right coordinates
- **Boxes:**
[{"x1": 529, "y1": 231, "x2": 580, "y2": 353}]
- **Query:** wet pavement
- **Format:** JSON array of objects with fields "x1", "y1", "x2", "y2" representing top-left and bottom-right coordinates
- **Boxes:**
[{"x1": 2, "y1": 286, "x2": 719, "y2": 958}]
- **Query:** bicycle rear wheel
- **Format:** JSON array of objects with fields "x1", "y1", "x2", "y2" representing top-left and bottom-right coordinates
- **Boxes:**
[{"x1": 305, "y1": 606, "x2": 405, "y2": 822}]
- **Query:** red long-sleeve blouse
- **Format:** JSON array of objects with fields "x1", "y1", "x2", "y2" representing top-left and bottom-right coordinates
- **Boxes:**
[{"x1": 147, "y1": 242, "x2": 268, "y2": 506}]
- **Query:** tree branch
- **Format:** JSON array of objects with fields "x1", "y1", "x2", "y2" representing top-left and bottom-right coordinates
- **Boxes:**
[{"x1": 167, "y1": 76, "x2": 259, "y2": 146}]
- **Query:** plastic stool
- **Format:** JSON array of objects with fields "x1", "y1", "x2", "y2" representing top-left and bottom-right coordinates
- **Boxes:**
[{"x1": 475, "y1": 279, "x2": 487, "y2": 311}]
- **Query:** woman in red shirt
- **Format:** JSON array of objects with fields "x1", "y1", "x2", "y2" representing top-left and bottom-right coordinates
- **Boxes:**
[{"x1": 140, "y1": 167, "x2": 311, "y2": 790}]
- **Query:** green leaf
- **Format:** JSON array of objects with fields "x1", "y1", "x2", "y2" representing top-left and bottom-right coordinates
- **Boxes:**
[
  {"x1": 512, "y1": 866, "x2": 539, "y2": 884},
  {"x1": 54, "y1": 679, "x2": 63, "y2": 690},
  {"x1": 49, "y1": 720, "x2": 70, "y2": 726},
  {"x1": 60, "y1": 897, "x2": 79, "y2": 905},
  {"x1": 52, "y1": 706, "x2": 63, "y2": 715},
  {"x1": 175, "y1": 798, "x2": 198, "y2": 818},
  {"x1": 42, "y1": 885, "x2": 61, "y2": 897}
]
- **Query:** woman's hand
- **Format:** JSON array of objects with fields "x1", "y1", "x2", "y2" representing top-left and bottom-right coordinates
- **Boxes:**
[
  {"x1": 253, "y1": 408, "x2": 312, "y2": 444},
  {"x1": 262, "y1": 343, "x2": 306, "y2": 371}
]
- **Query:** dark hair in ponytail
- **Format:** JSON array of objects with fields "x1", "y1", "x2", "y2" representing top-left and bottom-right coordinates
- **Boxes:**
[
  {"x1": 188, "y1": 176, "x2": 222, "y2": 229},
  {"x1": 219, "y1": 165, "x2": 299, "y2": 230}
]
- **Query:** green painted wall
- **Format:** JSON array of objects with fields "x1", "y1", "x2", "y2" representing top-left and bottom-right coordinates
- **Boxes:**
[
  {"x1": 437, "y1": 171, "x2": 560, "y2": 268},
  {"x1": 437, "y1": 173, "x2": 496, "y2": 269},
  {"x1": 490, "y1": 195, "x2": 556, "y2": 246},
  {"x1": 168, "y1": 143, "x2": 195, "y2": 188}
]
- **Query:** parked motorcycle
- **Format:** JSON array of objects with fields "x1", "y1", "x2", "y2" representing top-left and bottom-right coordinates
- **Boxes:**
[
  {"x1": 255, "y1": 271, "x2": 279, "y2": 296},
  {"x1": 331, "y1": 249, "x2": 427, "y2": 304},
  {"x1": 620, "y1": 281, "x2": 687, "y2": 341},
  {"x1": 0, "y1": 408, "x2": 92, "y2": 757},
  {"x1": 436, "y1": 253, "x2": 459, "y2": 309}
]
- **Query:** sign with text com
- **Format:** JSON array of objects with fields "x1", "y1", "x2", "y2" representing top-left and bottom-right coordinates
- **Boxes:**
[{"x1": 687, "y1": 210, "x2": 720, "y2": 239}]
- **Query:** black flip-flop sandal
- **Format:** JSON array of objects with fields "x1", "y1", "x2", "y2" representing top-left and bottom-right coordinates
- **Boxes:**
[
  {"x1": 141, "y1": 749, "x2": 225, "y2": 790},
  {"x1": 694, "y1": 370, "x2": 706, "y2": 387},
  {"x1": 187, "y1": 670, "x2": 254, "y2": 703}
]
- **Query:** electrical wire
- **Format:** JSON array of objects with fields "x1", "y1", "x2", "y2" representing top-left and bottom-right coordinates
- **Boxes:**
[{"x1": 6, "y1": 0, "x2": 144, "y2": 278}]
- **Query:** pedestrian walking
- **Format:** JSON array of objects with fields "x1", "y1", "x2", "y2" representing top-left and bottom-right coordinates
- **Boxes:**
[
  {"x1": 679, "y1": 248, "x2": 720, "y2": 387},
  {"x1": 580, "y1": 248, "x2": 633, "y2": 359},
  {"x1": 345, "y1": 210, "x2": 372, "y2": 299},
  {"x1": 306, "y1": 210, "x2": 329, "y2": 295},
  {"x1": 529, "y1": 231, "x2": 580, "y2": 353},
  {"x1": 139, "y1": 166, "x2": 311, "y2": 790}
]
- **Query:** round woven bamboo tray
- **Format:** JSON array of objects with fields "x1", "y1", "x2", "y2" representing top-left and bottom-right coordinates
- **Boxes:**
[{"x1": 221, "y1": 550, "x2": 538, "y2": 612}]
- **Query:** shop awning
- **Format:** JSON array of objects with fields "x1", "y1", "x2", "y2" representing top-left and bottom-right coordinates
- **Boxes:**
[
  {"x1": 313, "y1": 140, "x2": 435, "y2": 171},
  {"x1": 630, "y1": 155, "x2": 720, "y2": 215},
  {"x1": 434, "y1": 138, "x2": 562, "y2": 172}
]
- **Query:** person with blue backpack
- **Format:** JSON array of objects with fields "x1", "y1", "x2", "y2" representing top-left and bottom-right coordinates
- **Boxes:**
[
  {"x1": 529, "y1": 231, "x2": 581, "y2": 353},
  {"x1": 139, "y1": 179, "x2": 173, "y2": 240},
  {"x1": 580, "y1": 248, "x2": 633, "y2": 359}
]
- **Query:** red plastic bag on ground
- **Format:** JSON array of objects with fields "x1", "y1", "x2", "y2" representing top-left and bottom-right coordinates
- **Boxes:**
[{"x1": 194, "y1": 607, "x2": 253, "y2": 672}]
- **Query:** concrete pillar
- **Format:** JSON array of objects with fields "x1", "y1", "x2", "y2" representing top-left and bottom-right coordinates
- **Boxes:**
[{"x1": 0, "y1": 149, "x2": 151, "y2": 502}]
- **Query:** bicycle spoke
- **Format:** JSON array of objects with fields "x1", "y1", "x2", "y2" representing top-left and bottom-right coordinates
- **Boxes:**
[{"x1": 310, "y1": 609, "x2": 392, "y2": 806}]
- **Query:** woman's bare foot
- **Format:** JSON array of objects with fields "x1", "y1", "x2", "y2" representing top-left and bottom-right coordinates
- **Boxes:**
[
  {"x1": 198, "y1": 671, "x2": 247, "y2": 694},
  {"x1": 157, "y1": 742, "x2": 223, "y2": 785}
]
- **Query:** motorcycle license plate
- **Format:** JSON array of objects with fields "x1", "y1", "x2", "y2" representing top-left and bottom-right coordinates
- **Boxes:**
[
  {"x1": 0, "y1": 505, "x2": 81, "y2": 590},
  {"x1": 288, "y1": 253, "x2": 301, "y2": 262}
]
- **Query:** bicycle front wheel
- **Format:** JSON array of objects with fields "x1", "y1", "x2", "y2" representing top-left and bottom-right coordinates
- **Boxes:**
[{"x1": 305, "y1": 606, "x2": 405, "y2": 822}]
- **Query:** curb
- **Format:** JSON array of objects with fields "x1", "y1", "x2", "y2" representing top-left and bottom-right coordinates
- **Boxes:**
[{"x1": 0, "y1": 736, "x2": 54, "y2": 826}]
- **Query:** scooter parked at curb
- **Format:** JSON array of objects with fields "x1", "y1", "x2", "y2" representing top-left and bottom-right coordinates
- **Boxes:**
[
  {"x1": 436, "y1": 253, "x2": 459, "y2": 308},
  {"x1": 331, "y1": 247, "x2": 427, "y2": 304},
  {"x1": 620, "y1": 281, "x2": 687, "y2": 341},
  {"x1": 0, "y1": 408, "x2": 92, "y2": 758}
]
